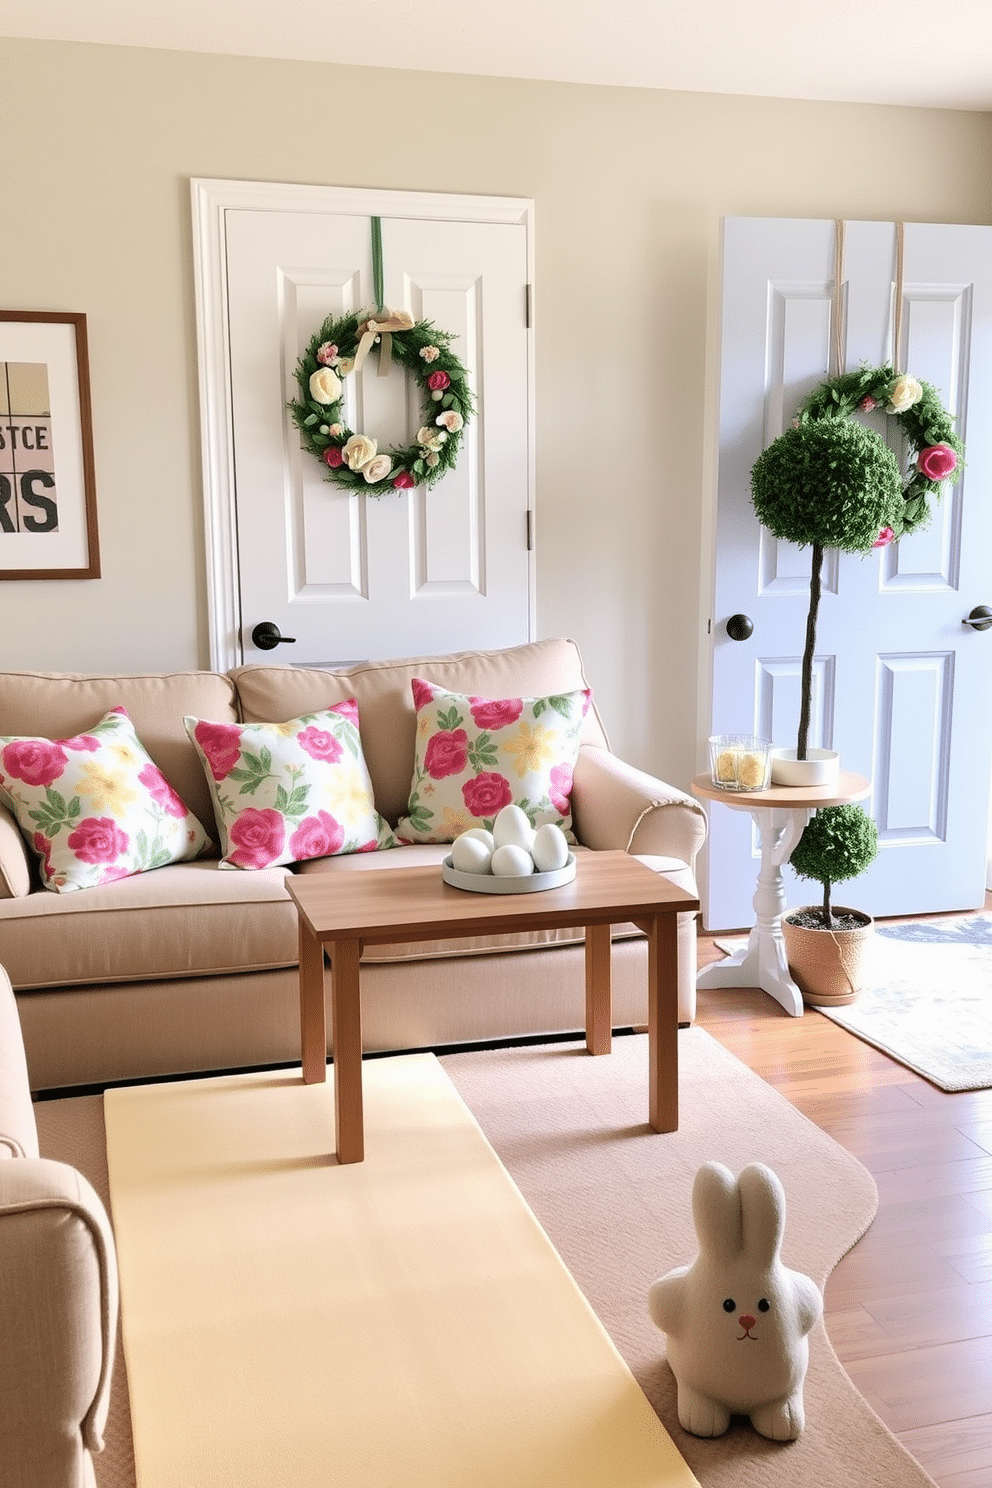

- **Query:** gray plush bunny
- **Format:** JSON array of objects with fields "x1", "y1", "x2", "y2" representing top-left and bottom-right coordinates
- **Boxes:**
[{"x1": 648, "y1": 1161, "x2": 822, "y2": 1440}]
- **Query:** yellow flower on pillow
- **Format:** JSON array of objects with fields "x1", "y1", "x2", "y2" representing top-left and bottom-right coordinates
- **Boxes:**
[
  {"x1": 325, "y1": 762, "x2": 377, "y2": 820},
  {"x1": 440, "y1": 804, "x2": 475, "y2": 838},
  {"x1": 77, "y1": 759, "x2": 140, "y2": 814},
  {"x1": 503, "y1": 722, "x2": 557, "y2": 777}
]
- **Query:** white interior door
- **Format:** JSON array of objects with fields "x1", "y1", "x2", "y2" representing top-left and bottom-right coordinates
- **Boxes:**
[
  {"x1": 191, "y1": 181, "x2": 534, "y2": 669},
  {"x1": 707, "y1": 217, "x2": 992, "y2": 930}
]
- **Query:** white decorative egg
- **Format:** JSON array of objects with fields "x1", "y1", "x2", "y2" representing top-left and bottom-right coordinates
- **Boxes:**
[
  {"x1": 451, "y1": 833, "x2": 493, "y2": 874},
  {"x1": 490, "y1": 843, "x2": 535, "y2": 877},
  {"x1": 531, "y1": 822, "x2": 569, "y2": 873},
  {"x1": 460, "y1": 827, "x2": 495, "y2": 854},
  {"x1": 493, "y1": 804, "x2": 534, "y2": 851}
]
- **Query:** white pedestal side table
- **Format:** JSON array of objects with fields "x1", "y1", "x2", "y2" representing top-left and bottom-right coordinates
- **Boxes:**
[{"x1": 690, "y1": 771, "x2": 871, "y2": 1016}]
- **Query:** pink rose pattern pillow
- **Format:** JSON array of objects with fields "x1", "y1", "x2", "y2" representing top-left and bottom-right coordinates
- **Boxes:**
[
  {"x1": 0, "y1": 706, "x2": 211, "y2": 893},
  {"x1": 395, "y1": 680, "x2": 590, "y2": 844},
  {"x1": 185, "y1": 701, "x2": 396, "y2": 870}
]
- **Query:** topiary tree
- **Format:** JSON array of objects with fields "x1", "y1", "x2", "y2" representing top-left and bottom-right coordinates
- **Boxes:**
[
  {"x1": 750, "y1": 418, "x2": 903, "y2": 761},
  {"x1": 789, "y1": 804, "x2": 878, "y2": 930}
]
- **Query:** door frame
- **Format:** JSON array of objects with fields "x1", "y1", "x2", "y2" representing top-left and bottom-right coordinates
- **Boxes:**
[{"x1": 190, "y1": 178, "x2": 536, "y2": 670}]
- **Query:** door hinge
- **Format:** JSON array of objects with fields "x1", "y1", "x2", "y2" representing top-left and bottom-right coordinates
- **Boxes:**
[
  {"x1": 526, "y1": 510, "x2": 533, "y2": 551},
  {"x1": 525, "y1": 283, "x2": 533, "y2": 328}
]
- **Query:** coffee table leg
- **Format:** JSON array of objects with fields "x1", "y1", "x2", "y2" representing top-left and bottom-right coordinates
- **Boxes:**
[
  {"x1": 330, "y1": 937, "x2": 364, "y2": 1165},
  {"x1": 298, "y1": 919, "x2": 327, "y2": 1085},
  {"x1": 645, "y1": 913, "x2": 679, "y2": 1133},
  {"x1": 585, "y1": 922, "x2": 612, "y2": 1054}
]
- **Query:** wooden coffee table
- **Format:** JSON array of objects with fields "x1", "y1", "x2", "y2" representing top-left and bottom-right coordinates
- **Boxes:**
[{"x1": 286, "y1": 851, "x2": 699, "y2": 1163}]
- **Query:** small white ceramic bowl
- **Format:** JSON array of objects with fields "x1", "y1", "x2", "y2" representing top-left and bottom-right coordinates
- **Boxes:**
[
  {"x1": 442, "y1": 854, "x2": 576, "y2": 894},
  {"x1": 769, "y1": 747, "x2": 840, "y2": 787}
]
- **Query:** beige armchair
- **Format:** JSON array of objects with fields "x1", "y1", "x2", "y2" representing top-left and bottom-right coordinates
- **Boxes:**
[{"x1": 0, "y1": 965, "x2": 118, "y2": 1488}]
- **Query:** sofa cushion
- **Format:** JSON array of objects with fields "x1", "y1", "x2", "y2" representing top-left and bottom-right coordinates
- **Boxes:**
[
  {"x1": 0, "y1": 861, "x2": 298, "y2": 990},
  {"x1": 0, "y1": 670, "x2": 237, "y2": 837},
  {"x1": 0, "y1": 707, "x2": 212, "y2": 893},
  {"x1": 231, "y1": 638, "x2": 611, "y2": 826},
  {"x1": 186, "y1": 701, "x2": 396, "y2": 870},
  {"x1": 394, "y1": 680, "x2": 589, "y2": 843}
]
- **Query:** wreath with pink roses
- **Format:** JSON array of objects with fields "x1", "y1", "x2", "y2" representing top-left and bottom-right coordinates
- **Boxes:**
[
  {"x1": 288, "y1": 309, "x2": 475, "y2": 495},
  {"x1": 795, "y1": 363, "x2": 964, "y2": 542}
]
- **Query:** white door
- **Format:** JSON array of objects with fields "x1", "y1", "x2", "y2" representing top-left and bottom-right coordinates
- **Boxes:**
[
  {"x1": 191, "y1": 181, "x2": 534, "y2": 669},
  {"x1": 707, "y1": 217, "x2": 992, "y2": 930}
]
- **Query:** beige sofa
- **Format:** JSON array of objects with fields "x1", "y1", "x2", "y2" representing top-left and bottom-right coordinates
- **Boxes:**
[
  {"x1": 0, "y1": 962, "x2": 118, "y2": 1488},
  {"x1": 0, "y1": 639, "x2": 706, "y2": 1092}
]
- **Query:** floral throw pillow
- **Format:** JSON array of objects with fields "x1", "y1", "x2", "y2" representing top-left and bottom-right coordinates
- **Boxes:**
[
  {"x1": 0, "y1": 706, "x2": 212, "y2": 893},
  {"x1": 185, "y1": 700, "x2": 396, "y2": 870},
  {"x1": 395, "y1": 680, "x2": 590, "y2": 844}
]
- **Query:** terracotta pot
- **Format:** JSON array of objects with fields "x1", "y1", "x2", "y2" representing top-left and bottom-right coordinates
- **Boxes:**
[{"x1": 782, "y1": 907, "x2": 874, "y2": 1006}]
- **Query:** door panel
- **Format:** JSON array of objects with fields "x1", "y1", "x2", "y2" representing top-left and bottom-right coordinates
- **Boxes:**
[{"x1": 708, "y1": 217, "x2": 992, "y2": 929}]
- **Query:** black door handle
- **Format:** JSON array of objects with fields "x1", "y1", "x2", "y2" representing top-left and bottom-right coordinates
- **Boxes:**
[
  {"x1": 963, "y1": 605, "x2": 992, "y2": 632},
  {"x1": 726, "y1": 614, "x2": 754, "y2": 641},
  {"x1": 251, "y1": 621, "x2": 297, "y2": 651}
]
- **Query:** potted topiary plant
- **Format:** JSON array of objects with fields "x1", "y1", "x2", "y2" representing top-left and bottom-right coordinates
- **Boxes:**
[
  {"x1": 749, "y1": 365, "x2": 963, "y2": 786},
  {"x1": 782, "y1": 804, "x2": 878, "y2": 1006}
]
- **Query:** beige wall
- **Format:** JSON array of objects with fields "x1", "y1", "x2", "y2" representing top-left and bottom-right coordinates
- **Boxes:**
[{"x1": 2, "y1": 37, "x2": 990, "y2": 792}]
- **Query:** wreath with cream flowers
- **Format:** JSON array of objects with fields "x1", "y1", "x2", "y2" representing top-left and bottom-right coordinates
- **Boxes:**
[
  {"x1": 288, "y1": 309, "x2": 474, "y2": 495},
  {"x1": 794, "y1": 363, "x2": 963, "y2": 543}
]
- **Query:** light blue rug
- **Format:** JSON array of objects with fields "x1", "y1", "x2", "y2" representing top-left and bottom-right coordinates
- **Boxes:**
[{"x1": 719, "y1": 912, "x2": 992, "y2": 1091}]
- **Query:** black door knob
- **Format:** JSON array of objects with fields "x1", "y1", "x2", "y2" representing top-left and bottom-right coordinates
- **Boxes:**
[
  {"x1": 963, "y1": 605, "x2": 992, "y2": 632},
  {"x1": 251, "y1": 621, "x2": 297, "y2": 651},
  {"x1": 726, "y1": 613, "x2": 754, "y2": 642}
]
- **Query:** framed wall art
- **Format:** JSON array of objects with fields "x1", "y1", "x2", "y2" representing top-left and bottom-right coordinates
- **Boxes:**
[{"x1": 0, "y1": 311, "x2": 100, "y2": 579}]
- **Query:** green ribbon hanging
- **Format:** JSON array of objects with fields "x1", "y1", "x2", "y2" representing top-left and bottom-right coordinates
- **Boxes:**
[{"x1": 371, "y1": 216, "x2": 386, "y2": 317}]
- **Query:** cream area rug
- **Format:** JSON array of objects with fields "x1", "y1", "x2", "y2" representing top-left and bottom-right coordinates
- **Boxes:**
[
  {"x1": 718, "y1": 912, "x2": 992, "y2": 1091},
  {"x1": 822, "y1": 915, "x2": 992, "y2": 1091},
  {"x1": 33, "y1": 1029, "x2": 938, "y2": 1488},
  {"x1": 102, "y1": 1052, "x2": 697, "y2": 1488}
]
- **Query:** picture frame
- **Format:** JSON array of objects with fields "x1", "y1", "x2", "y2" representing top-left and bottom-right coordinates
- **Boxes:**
[{"x1": 0, "y1": 311, "x2": 100, "y2": 579}]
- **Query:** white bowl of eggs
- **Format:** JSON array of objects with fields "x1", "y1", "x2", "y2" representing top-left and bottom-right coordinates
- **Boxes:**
[{"x1": 442, "y1": 805, "x2": 576, "y2": 894}]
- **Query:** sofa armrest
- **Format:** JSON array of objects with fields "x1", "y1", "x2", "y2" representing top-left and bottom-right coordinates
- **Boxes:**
[
  {"x1": 570, "y1": 745, "x2": 707, "y2": 869},
  {"x1": 0, "y1": 801, "x2": 32, "y2": 900},
  {"x1": 0, "y1": 1159, "x2": 119, "y2": 1485}
]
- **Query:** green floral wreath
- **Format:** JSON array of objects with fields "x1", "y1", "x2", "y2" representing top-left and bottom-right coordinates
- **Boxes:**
[
  {"x1": 795, "y1": 364, "x2": 963, "y2": 542},
  {"x1": 288, "y1": 309, "x2": 475, "y2": 496}
]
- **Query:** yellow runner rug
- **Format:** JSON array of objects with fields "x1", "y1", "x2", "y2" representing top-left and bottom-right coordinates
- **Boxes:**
[{"x1": 104, "y1": 1053, "x2": 698, "y2": 1488}]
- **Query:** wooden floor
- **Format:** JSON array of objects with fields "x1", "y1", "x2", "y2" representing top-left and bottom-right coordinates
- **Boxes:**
[{"x1": 694, "y1": 899, "x2": 992, "y2": 1488}]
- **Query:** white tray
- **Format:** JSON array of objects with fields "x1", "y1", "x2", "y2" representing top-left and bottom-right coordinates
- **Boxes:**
[{"x1": 442, "y1": 853, "x2": 576, "y2": 894}]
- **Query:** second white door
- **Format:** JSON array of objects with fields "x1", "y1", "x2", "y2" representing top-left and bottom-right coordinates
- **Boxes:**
[{"x1": 707, "y1": 216, "x2": 992, "y2": 930}]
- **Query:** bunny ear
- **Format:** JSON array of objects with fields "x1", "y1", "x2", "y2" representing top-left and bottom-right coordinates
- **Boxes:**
[
  {"x1": 691, "y1": 1161, "x2": 742, "y2": 1260},
  {"x1": 738, "y1": 1163, "x2": 786, "y2": 1265}
]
